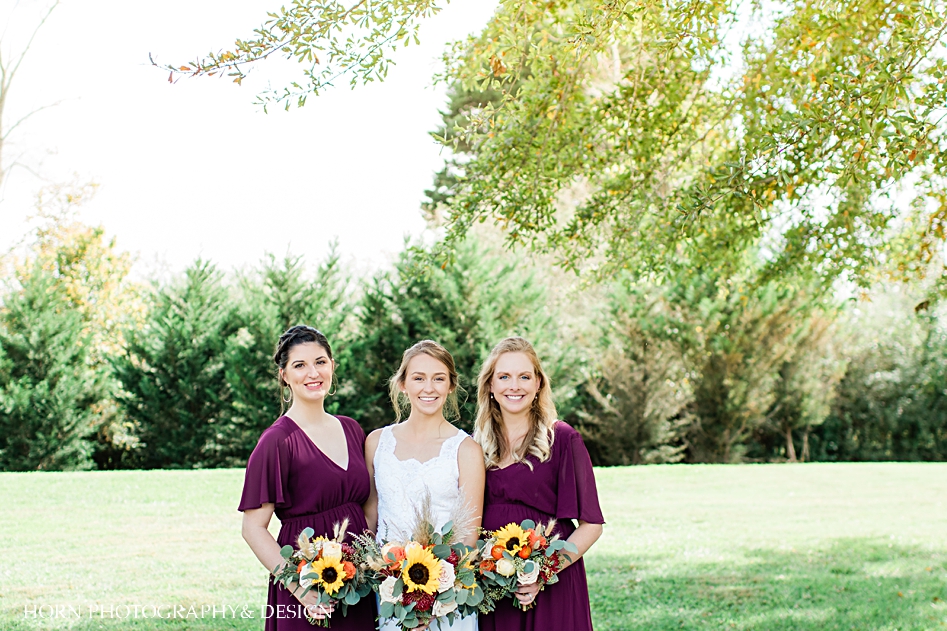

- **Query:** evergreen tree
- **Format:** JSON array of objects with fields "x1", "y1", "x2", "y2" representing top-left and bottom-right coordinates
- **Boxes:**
[
  {"x1": 112, "y1": 260, "x2": 236, "y2": 469},
  {"x1": 339, "y1": 239, "x2": 563, "y2": 433},
  {"x1": 221, "y1": 248, "x2": 350, "y2": 464},
  {"x1": 813, "y1": 300, "x2": 947, "y2": 462},
  {"x1": 573, "y1": 283, "x2": 690, "y2": 465},
  {"x1": 0, "y1": 263, "x2": 104, "y2": 470}
]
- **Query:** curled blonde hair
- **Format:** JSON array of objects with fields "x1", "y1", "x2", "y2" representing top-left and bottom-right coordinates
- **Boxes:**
[
  {"x1": 388, "y1": 340, "x2": 462, "y2": 422},
  {"x1": 473, "y1": 337, "x2": 557, "y2": 470}
]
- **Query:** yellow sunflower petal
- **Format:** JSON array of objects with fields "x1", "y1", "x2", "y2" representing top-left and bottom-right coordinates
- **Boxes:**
[
  {"x1": 311, "y1": 556, "x2": 347, "y2": 595},
  {"x1": 402, "y1": 544, "x2": 441, "y2": 594},
  {"x1": 494, "y1": 523, "x2": 528, "y2": 555}
]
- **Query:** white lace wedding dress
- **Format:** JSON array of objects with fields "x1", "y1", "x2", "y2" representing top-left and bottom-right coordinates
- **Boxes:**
[{"x1": 374, "y1": 425, "x2": 479, "y2": 631}]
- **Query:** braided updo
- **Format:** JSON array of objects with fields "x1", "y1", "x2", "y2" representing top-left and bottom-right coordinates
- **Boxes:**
[{"x1": 273, "y1": 325, "x2": 334, "y2": 411}]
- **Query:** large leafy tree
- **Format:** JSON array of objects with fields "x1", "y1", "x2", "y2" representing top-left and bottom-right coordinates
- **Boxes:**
[
  {"x1": 174, "y1": 0, "x2": 947, "y2": 288},
  {"x1": 435, "y1": 0, "x2": 947, "y2": 289}
]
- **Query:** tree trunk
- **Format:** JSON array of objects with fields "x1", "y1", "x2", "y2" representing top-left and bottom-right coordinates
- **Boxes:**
[
  {"x1": 785, "y1": 426, "x2": 797, "y2": 462},
  {"x1": 800, "y1": 429, "x2": 810, "y2": 463}
]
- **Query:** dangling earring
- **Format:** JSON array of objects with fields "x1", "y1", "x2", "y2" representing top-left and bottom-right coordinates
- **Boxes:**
[
  {"x1": 328, "y1": 381, "x2": 338, "y2": 396},
  {"x1": 282, "y1": 386, "x2": 292, "y2": 403}
]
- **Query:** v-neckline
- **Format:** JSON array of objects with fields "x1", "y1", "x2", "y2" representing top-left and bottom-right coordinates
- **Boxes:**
[
  {"x1": 285, "y1": 415, "x2": 350, "y2": 472},
  {"x1": 492, "y1": 460, "x2": 524, "y2": 473}
]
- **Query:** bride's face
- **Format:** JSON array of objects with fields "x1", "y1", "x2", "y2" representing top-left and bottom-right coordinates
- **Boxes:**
[{"x1": 402, "y1": 353, "x2": 452, "y2": 416}]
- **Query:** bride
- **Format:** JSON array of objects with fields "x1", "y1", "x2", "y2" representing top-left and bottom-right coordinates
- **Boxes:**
[{"x1": 364, "y1": 340, "x2": 485, "y2": 631}]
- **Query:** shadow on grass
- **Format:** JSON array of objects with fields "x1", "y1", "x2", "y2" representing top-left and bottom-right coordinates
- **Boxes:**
[{"x1": 590, "y1": 539, "x2": 947, "y2": 631}]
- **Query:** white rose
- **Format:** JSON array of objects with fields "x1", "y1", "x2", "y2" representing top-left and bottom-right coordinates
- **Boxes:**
[
  {"x1": 321, "y1": 541, "x2": 343, "y2": 560},
  {"x1": 432, "y1": 599, "x2": 458, "y2": 617},
  {"x1": 495, "y1": 558, "x2": 516, "y2": 577},
  {"x1": 517, "y1": 563, "x2": 540, "y2": 586},
  {"x1": 379, "y1": 576, "x2": 400, "y2": 604},
  {"x1": 436, "y1": 559, "x2": 455, "y2": 593},
  {"x1": 298, "y1": 564, "x2": 315, "y2": 588}
]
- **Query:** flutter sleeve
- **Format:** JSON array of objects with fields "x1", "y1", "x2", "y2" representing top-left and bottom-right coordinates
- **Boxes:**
[
  {"x1": 555, "y1": 422, "x2": 605, "y2": 525},
  {"x1": 238, "y1": 425, "x2": 292, "y2": 512}
]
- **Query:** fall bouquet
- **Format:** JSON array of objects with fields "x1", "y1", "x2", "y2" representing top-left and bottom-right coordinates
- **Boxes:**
[
  {"x1": 356, "y1": 498, "x2": 487, "y2": 630},
  {"x1": 477, "y1": 519, "x2": 578, "y2": 612},
  {"x1": 272, "y1": 519, "x2": 375, "y2": 627}
]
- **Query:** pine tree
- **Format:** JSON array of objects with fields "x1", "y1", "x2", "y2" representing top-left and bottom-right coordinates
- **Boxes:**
[
  {"x1": 0, "y1": 263, "x2": 104, "y2": 470},
  {"x1": 221, "y1": 249, "x2": 350, "y2": 463},
  {"x1": 112, "y1": 260, "x2": 235, "y2": 469}
]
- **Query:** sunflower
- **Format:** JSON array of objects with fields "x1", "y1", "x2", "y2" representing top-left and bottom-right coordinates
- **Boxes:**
[
  {"x1": 495, "y1": 522, "x2": 528, "y2": 555},
  {"x1": 310, "y1": 556, "x2": 347, "y2": 595},
  {"x1": 402, "y1": 545, "x2": 441, "y2": 594}
]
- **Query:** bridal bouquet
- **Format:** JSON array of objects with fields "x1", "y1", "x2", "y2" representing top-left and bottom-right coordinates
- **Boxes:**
[
  {"x1": 476, "y1": 519, "x2": 578, "y2": 611},
  {"x1": 272, "y1": 519, "x2": 374, "y2": 627},
  {"x1": 356, "y1": 499, "x2": 486, "y2": 630}
]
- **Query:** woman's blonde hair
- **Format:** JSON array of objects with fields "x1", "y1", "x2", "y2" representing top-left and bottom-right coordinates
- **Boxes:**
[
  {"x1": 388, "y1": 340, "x2": 462, "y2": 422},
  {"x1": 473, "y1": 337, "x2": 557, "y2": 470}
]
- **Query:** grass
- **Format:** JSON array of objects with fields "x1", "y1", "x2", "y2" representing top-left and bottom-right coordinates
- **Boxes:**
[{"x1": 1, "y1": 464, "x2": 945, "y2": 630}]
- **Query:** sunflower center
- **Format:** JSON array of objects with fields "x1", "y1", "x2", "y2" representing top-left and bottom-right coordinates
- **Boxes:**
[
  {"x1": 322, "y1": 566, "x2": 338, "y2": 583},
  {"x1": 505, "y1": 537, "x2": 521, "y2": 551},
  {"x1": 408, "y1": 563, "x2": 430, "y2": 585}
]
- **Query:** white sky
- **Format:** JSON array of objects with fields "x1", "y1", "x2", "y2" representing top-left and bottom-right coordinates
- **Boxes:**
[{"x1": 0, "y1": 0, "x2": 498, "y2": 277}]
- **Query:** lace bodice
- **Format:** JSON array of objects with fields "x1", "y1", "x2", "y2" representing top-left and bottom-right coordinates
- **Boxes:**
[{"x1": 373, "y1": 425, "x2": 468, "y2": 543}]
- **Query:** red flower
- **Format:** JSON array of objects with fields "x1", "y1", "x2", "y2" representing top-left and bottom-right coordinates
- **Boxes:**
[
  {"x1": 446, "y1": 550, "x2": 460, "y2": 566},
  {"x1": 341, "y1": 543, "x2": 356, "y2": 557},
  {"x1": 402, "y1": 589, "x2": 436, "y2": 611},
  {"x1": 540, "y1": 552, "x2": 562, "y2": 583}
]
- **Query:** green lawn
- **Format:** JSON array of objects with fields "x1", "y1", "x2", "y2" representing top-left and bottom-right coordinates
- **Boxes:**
[{"x1": 1, "y1": 464, "x2": 945, "y2": 630}]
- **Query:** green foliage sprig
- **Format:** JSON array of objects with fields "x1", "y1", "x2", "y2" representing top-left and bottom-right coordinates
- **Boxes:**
[{"x1": 160, "y1": 0, "x2": 446, "y2": 111}]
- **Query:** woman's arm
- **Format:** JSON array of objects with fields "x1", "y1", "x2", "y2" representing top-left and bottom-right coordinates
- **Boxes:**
[
  {"x1": 560, "y1": 520, "x2": 603, "y2": 570},
  {"x1": 513, "y1": 521, "x2": 604, "y2": 605},
  {"x1": 242, "y1": 504, "x2": 334, "y2": 618},
  {"x1": 362, "y1": 429, "x2": 383, "y2": 533},
  {"x1": 457, "y1": 437, "x2": 486, "y2": 547},
  {"x1": 242, "y1": 503, "x2": 284, "y2": 574}
]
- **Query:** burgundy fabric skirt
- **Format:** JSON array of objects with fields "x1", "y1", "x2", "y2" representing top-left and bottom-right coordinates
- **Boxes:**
[
  {"x1": 264, "y1": 502, "x2": 377, "y2": 631},
  {"x1": 478, "y1": 503, "x2": 594, "y2": 631}
]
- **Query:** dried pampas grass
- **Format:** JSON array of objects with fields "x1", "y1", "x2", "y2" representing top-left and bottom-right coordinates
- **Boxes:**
[{"x1": 407, "y1": 487, "x2": 479, "y2": 546}]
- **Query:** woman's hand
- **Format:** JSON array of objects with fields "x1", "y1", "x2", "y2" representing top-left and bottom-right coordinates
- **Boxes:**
[
  {"x1": 294, "y1": 590, "x2": 334, "y2": 621},
  {"x1": 514, "y1": 581, "x2": 542, "y2": 607}
]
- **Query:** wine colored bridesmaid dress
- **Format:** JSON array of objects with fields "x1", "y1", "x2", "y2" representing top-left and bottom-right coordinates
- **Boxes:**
[
  {"x1": 479, "y1": 421, "x2": 605, "y2": 631},
  {"x1": 239, "y1": 415, "x2": 377, "y2": 630}
]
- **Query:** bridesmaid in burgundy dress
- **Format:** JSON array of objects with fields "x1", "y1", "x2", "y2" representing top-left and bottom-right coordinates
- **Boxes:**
[
  {"x1": 474, "y1": 337, "x2": 604, "y2": 631},
  {"x1": 239, "y1": 326, "x2": 376, "y2": 630}
]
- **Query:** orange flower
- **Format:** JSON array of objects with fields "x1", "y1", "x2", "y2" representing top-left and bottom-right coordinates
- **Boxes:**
[
  {"x1": 517, "y1": 546, "x2": 532, "y2": 559},
  {"x1": 383, "y1": 545, "x2": 406, "y2": 569},
  {"x1": 343, "y1": 560, "x2": 357, "y2": 580},
  {"x1": 491, "y1": 545, "x2": 506, "y2": 560},
  {"x1": 527, "y1": 530, "x2": 546, "y2": 548},
  {"x1": 297, "y1": 561, "x2": 307, "y2": 574},
  {"x1": 479, "y1": 559, "x2": 496, "y2": 572}
]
